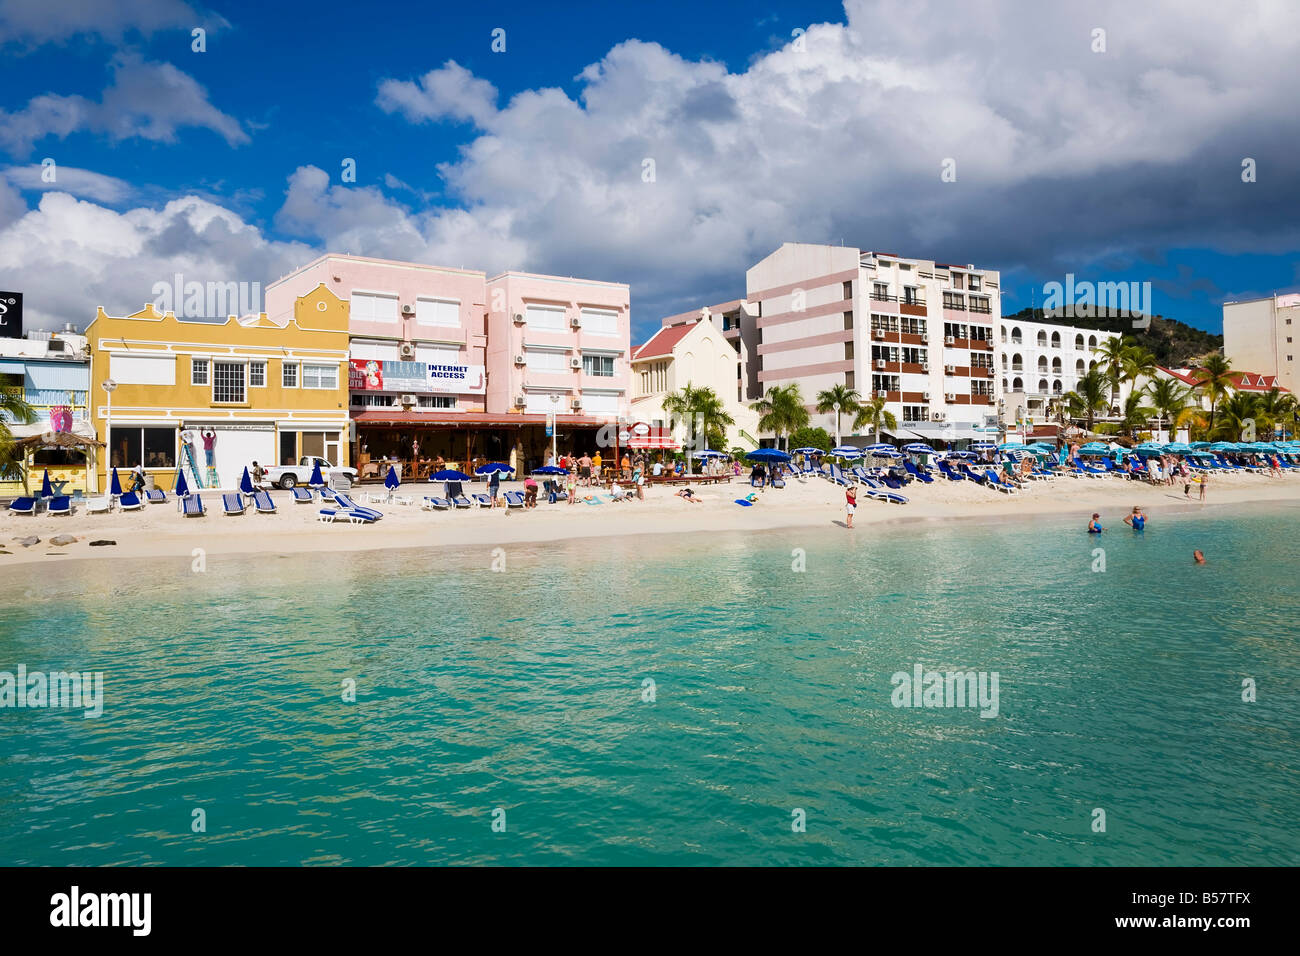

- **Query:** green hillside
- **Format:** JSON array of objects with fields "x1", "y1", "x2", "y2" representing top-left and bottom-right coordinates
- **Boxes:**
[{"x1": 1003, "y1": 307, "x2": 1222, "y2": 367}]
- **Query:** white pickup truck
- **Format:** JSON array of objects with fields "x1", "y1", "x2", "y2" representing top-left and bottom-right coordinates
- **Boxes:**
[{"x1": 265, "y1": 456, "x2": 359, "y2": 489}]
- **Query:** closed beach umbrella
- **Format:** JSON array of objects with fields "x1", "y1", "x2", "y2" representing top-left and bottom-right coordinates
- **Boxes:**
[
  {"x1": 110, "y1": 467, "x2": 122, "y2": 496},
  {"x1": 174, "y1": 469, "x2": 190, "y2": 498},
  {"x1": 40, "y1": 469, "x2": 53, "y2": 497},
  {"x1": 384, "y1": 465, "x2": 400, "y2": 490},
  {"x1": 239, "y1": 467, "x2": 254, "y2": 495},
  {"x1": 308, "y1": 460, "x2": 325, "y2": 488}
]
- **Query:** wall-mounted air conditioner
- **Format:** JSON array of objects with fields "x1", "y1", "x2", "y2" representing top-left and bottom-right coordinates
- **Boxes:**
[
  {"x1": 571, "y1": 398, "x2": 583, "y2": 409},
  {"x1": 570, "y1": 357, "x2": 582, "y2": 369},
  {"x1": 944, "y1": 335, "x2": 955, "y2": 344},
  {"x1": 931, "y1": 412, "x2": 945, "y2": 422},
  {"x1": 922, "y1": 391, "x2": 931, "y2": 400},
  {"x1": 514, "y1": 394, "x2": 525, "y2": 406},
  {"x1": 399, "y1": 393, "x2": 417, "y2": 406},
  {"x1": 872, "y1": 330, "x2": 885, "y2": 339},
  {"x1": 945, "y1": 392, "x2": 957, "y2": 401},
  {"x1": 512, "y1": 313, "x2": 525, "y2": 324},
  {"x1": 570, "y1": 316, "x2": 582, "y2": 328},
  {"x1": 399, "y1": 342, "x2": 416, "y2": 359},
  {"x1": 401, "y1": 304, "x2": 414, "y2": 316},
  {"x1": 920, "y1": 363, "x2": 930, "y2": 372},
  {"x1": 945, "y1": 364, "x2": 956, "y2": 373},
  {"x1": 920, "y1": 333, "x2": 928, "y2": 343},
  {"x1": 514, "y1": 354, "x2": 526, "y2": 365},
  {"x1": 875, "y1": 359, "x2": 887, "y2": 369},
  {"x1": 877, "y1": 389, "x2": 889, "y2": 398}
]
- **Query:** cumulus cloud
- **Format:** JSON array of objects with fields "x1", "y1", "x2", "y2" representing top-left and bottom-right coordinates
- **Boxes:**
[
  {"x1": 0, "y1": 54, "x2": 248, "y2": 157},
  {"x1": 0, "y1": 0, "x2": 223, "y2": 46},
  {"x1": 3, "y1": 163, "x2": 133, "y2": 203},
  {"x1": 376, "y1": 61, "x2": 499, "y2": 127}
]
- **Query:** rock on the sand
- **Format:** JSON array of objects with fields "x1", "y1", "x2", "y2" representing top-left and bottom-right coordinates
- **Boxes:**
[
  {"x1": 15, "y1": 536, "x2": 39, "y2": 548},
  {"x1": 89, "y1": 540, "x2": 117, "y2": 547},
  {"x1": 50, "y1": 534, "x2": 77, "y2": 546}
]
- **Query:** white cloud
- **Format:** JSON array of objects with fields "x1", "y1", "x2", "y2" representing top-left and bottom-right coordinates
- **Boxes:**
[
  {"x1": 0, "y1": 54, "x2": 248, "y2": 157},
  {"x1": 3, "y1": 164, "x2": 132, "y2": 203},
  {"x1": 376, "y1": 61, "x2": 499, "y2": 127},
  {"x1": 0, "y1": 0, "x2": 222, "y2": 46}
]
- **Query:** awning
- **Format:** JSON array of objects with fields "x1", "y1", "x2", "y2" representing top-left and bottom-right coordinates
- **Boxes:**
[
  {"x1": 886, "y1": 423, "x2": 990, "y2": 442},
  {"x1": 619, "y1": 422, "x2": 680, "y2": 449}
]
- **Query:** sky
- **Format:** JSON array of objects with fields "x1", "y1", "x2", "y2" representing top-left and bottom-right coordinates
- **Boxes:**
[{"x1": 1, "y1": 0, "x2": 1298, "y2": 341}]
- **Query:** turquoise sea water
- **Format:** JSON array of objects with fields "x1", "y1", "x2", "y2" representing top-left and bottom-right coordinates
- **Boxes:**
[{"x1": 1, "y1": 504, "x2": 1298, "y2": 866}]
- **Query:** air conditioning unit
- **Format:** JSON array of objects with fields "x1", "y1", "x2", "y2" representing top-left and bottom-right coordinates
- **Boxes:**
[
  {"x1": 569, "y1": 357, "x2": 582, "y2": 369},
  {"x1": 512, "y1": 312, "x2": 525, "y2": 324},
  {"x1": 922, "y1": 390, "x2": 931, "y2": 400},
  {"x1": 399, "y1": 393, "x2": 417, "y2": 406},
  {"x1": 931, "y1": 412, "x2": 946, "y2": 422},
  {"x1": 570, "y1": 316, "x2": 582, "y2": 328},
  {"x1": 920, "y1": 363, "x2": 929, "y2": 372},
  {"x1": 872, "y1": 330, "x2": 885, "y2": 339},
  {"x1": 514, "y1": 394, "x2": 526, "y2": 406},
  {"x1": 944, "y1": 335, "x2": 956, "y2": 344},
  {"x1": 571, "y1": 398, "x2": 583, "y2": 409},
  {"x1": 398, "y1": 342, "x2": 416, "y2": 359},
  {"x1": 920, "y1": 333, "x2": 928, "y2": 343},
  {"x1": 514, "y1": 354, "x2": 526, "y2": 365},
  {"x1": 944, "y1": 364, "x2": 956, "y2": 374},
  {"x1": 877, "y1": 389, "x2": 889, "y2": 398},
  {"x1": 401, "y1": 304, "x2": 414, "y2": 316},
  {"x1": 945, "y1": 392, "x2": 957, "y2": 401},
  {"x1": 875, "y1": 359, "x2": 887, "y2": 369}
]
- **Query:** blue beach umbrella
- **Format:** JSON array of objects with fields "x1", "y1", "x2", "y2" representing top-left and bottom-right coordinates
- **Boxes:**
[
  {"x1": 1189, "y1": 441, "x2": 1212, "y2": 449},
  {"x1": 532, "y1": 465, "x2": 568, "y2": 475},
  {"x1": 745, "y1": 448, "x2": 792, "y2": 463},
  {"x1": 970, "y1": 442, "x2": 996, "y2": 452},
  {"x1": 40, "y1": 469, "x2": 53, "y2": 497},
  {"x1": 692, "y1": 449, "x2": 726, "y2": 458},
  {"x1": 832, "y1": 446, "x2": 863, "y2": 459},
  {"x1": 903, "y1": 443, "x2": 936, "y2": 454},
  {"x1": 1163, "y1": 442, "x2": 1192, "y2": 453},
  {"x1": 239, "y1": 466, "x2": 254, "y2": 495},
  {"x1": 475, "y1": 462, "x2": 514, "y2": 475},
  {"x1": 1134, "y1": 446, "x2": 1164, "y2": 458},
  {"x1": 430, "y1": 469, "x2": 473, "y2": 481},
  {"x1": 1078, "y1": 442, "x2": 1111, "y2": 455},
  {"x1": 308, "y1": 460, "x2": 325, "y2": 488},
  {"x1": 872, "y1": 448, "x2": 903, "y2": 459},
  {"x1": 790, "y1": 447, "x2": 823, "y2": 455},
  {"x1": 110, "y1": 467, "x2": 122, "y2": 496},
  {"x1": 174, "y1": 469, "x2": 190, "y2": 498},
  {"x1": 997, "y1": 442, "x2": 1025, "y2": 451},
  {"x1": 384, "y1": 465, "x2": 400, "y2": 491},
  {"x1": 862, "y1": 443, "x2": 895, "y2": 453},
  {"x1": 1207, "y1": 442, "x2": 1234, "y2": 452}
]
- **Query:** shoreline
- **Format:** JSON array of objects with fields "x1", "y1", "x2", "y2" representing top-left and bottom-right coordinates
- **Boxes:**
[{"x1": 4, "y1": 471, "x2": 1299, "y2": 570}]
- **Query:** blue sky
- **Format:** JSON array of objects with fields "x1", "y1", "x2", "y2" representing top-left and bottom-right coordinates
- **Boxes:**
[{"x1": 2, "y1": 0, "x2": 1298, "y2": 340}]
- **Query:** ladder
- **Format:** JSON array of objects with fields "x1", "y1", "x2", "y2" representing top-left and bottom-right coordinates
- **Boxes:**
[{"x1": 180, "y1": 441, "x2": 205, "y2": 489}]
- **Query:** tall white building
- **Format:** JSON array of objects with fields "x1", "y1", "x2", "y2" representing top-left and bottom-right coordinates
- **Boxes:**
[
  {"x1": 997, "y1": 318, "x2": 1121, "y2": 424},
  {"x1": 1223, "y1": 293, "x2": 1300, "y2": 395}
]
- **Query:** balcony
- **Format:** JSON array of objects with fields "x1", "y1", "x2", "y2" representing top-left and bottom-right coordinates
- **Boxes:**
[
  {"x1": 968, "y1": 302, "x2": 992, "y2": 314},
  {"x1": 0, "y1": 389, "x2": 89, "y2": 422}
]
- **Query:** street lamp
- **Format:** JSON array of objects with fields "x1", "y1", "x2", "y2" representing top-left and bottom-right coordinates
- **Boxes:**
[
  {"x1": 832, "y1": 401, "x2": 841, "y2": 447},
  {"x1": 101, "y1": 378, "x2": 117, "y2": 489},
  {"x1": 549, "y1": 392, "x2": 559, "y2": 463}
]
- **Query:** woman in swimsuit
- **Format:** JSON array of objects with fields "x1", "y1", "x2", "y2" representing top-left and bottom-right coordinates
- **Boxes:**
[
  {"x1": 1087, "y1": 513, "x2": 1103, "y2": 534},
  {"x1": 1123, "y1": 506, "x2": 1145, "y2": 531}
]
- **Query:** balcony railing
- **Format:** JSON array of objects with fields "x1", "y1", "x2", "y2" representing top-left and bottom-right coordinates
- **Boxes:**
[
  {"x1": 969, "y1": 302, "x2": 992, "y2": 314},
  {"x1": 870, "y1": 292, "x2": 898, "y2": 302}
]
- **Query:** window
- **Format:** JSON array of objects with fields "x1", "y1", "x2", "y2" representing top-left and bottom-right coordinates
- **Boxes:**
[
  {"x1": 944, "y1": 322, "x2": 968, "y2": 340},
  {"x1": 969, "y1": 325, "x2": 992, "y2": 342},
  {"x1": 249, "y1": 361, "x2": 266, "y2": 387},
  {"x1": 582, "y1": 392, "x2": 619, "y2": 415},
  {"x1": 33, "y1": 448, "x2": 87, "y2": 466},
  {"x1": 352, "y1": 393, "x2": 395, "y2": 407},
  {"x1": 1037, "y1": 356, "x2": 1048, "y2": 371},
  {"x1": 525, "y1": 348, "x2": 567, "y2": 373},
  {"x1": 972, "y1": 380, "x2": 993, "y2": 396},
  {"x1": 1012, "y1": 377, "x2": 1023, "y2": 390},
  {"x1": 903, "y1": 405, "x2": 927, "y2": 422},
  {"x1": 191, "y1": 358, "x2": 209, "y2": 385},
  {"x1": 416, "y1": 297, "x2": 460, "y2": 327},
  {"x1": 871, "y1": 313, "x2": 899, "y2": 333},
  {"x1": 302, "y1": 363, "x2": 339, "y2": 390},
  {"x1": 1075, "y1": 334, "x2": 1085, "y2": 349},
  {"x1": 1088, "y1": 335, "x2": 1098, "y2": 348},
  {"x1": 871, "y1": 345, "x2": 899, "y2": 363},
  {"x1": 943, "y1": 292, "x2": 965, "y2": 310},
  {"x1": 525, "y1": 304, "x2": 567, "y2": 331},
  {"x1": 580, "y1": 308, "x2": 619, "y2": 336},
  {"x1": 282, "y1": 362, "x2": 298, "y2": 388},
  {"x1": 1012, "y1": 353, "x2": 1023, "y2": 370},
  {"x1": 212, "y1": 361, "x2": 246, "y2": 403},
  {"x1": 968, "y1": 296, "x2": 991, "y2": 314},
  {"x1": 971, "y1": 353, "x2": 993, "y2": 370},
  {"x1": 1000, "y1": 326, "x2": 1007, "y2": 343},
  {"x1": 902, "y1": 286, "x2": 923, "y2": 305},
  {"x1": 901, "y1": 347, "x2": 926, "y2": 364},
  {"x1": 109, "y1": 426, "x2": 175, "y2": 469},
  {"x1": 1037, "y1": 330, "x2": 1048, "y2": 346},
  {"x1": 417, "y1": 395, "x2": 456, "y2": 409},
  {"x1": 352, "y1": 292, "x2": 399, "y2": 323},
  {"x1": 1011, "y1": 327, "x2": 1022, "y2": 344},
  {"x1": 843, "y1": 281, "x2": 853, "y2": 300},
  {"x1": 844, "y1": 342, "x2": 854, "y2": 361},
  {"x1": 871, "y1": 374, "x2": 900, "y2": 393},
  {"x1": 900, "y1": 316, "x2": 927, "y2": 335},
  {"x1": 1050, "y1": 331, "x2": 1061, "y2": 348},
  {"x1": 582, "y1": 354, "x2": 615, "y2": 377},
  {"x1": 969, "y1": 275, "x2": 982, "y2": 292},
  {"x1": 844, "y1": 312, "x2": 853, "y2": 331},
  {"x1": 871, "y1": 282, "x2": 892, "y2": 302}
]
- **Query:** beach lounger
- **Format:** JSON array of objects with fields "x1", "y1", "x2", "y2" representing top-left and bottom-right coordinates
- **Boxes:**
[
  {"x1": 252, "y1": 490, "x2": 277, "y2": 514},
  {"x1": 145, "y1": 488, "x2": 167, "y2": 503},
  {"x1": 421, "y1": 496, "x2": 452, "y2": 510},
  {"x1": 222, "y1": 492, "x2": 247, "y2": 515},
  {"x1": 118, "y1": 491, "x2": 144, "y2": 511},
  {"x1": 8, "y1": 496, "x2": 36, "y2": 515},
  {"x1": 470, "y1": 493, "x2": 493, "y2": 507},
  {"x1": 180, "y1": 494, "x2": 206, "y2": 517},
  {"x1": 984, "y1": 469, "x2": 1017, "y2": 493},
  {"x1": 332, "y1": 492, "x2": 384, "y2": 520},
  {"x1": 450, "y1": 496, "x2": 472, "y2": 509},
  {"x1": 904, "y1": 461, "x2": 934, "y2": 483},
  {"x1": 317, "y1": 508, "x2": 377, "y2": 524},
  {"x1": 936, "y1": 461, "x2": 965, "y2": 481},
  {"x1": 47, "y1": 495, "x2": 72, "y2": 515},
  {"x1": 504, "y1": 491, "x2": 526, "y2": 508},
  {"x1": 84, "y1": 495, "x2": 111, "y2": 514},
  {"x1": 291, "y1": 487, "x2": 314, "y2": 504},
  {"x1": 1071, "y1": 457, "x2": 1107, "y2": 477}
]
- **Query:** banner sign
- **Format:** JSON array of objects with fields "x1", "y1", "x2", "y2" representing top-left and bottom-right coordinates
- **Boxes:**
[
  {"x1": 0, "y1": 291, "x2": 21, "y2": 339},
  {"x1": 349, "y1": 360, "x2": 485, "y2": 395}
]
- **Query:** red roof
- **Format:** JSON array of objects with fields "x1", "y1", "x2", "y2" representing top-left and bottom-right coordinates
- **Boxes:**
[
  {"x1": 1227, "y1": 372, "x2": 1285, "y2": 392},
  {"x1": 1156, "y1": 366, "x2": 1201, "y2": 385},
  {"x1": 633, "y1": 322, "x2": 695, "y2": 360}
]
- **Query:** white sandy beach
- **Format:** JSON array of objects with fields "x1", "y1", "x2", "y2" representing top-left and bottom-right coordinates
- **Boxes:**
[{"x1": 3, "y1": 469, "x2": 1298, "y2": 567}]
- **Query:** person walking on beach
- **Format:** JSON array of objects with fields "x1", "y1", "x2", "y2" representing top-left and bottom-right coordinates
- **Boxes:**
[
  {"x1": 488, "y1": 467, "x2": 502, "y2": 508},
  {"x1": 633, "y1": 463, "x2": 644, "y2": 500},
  {"x1": 845, "y1": 485, "x2": 857, "y2": 528},
  {"x1": 592, "y1": 451, "x2": 603, "y2": 483}
]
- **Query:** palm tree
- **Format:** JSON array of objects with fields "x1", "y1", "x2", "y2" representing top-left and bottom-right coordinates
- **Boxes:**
[
  {"x1": 749, "y1": 383, "x2": 809, "y2": 450},
  {"x1": 1145, "y1": 377, "x2": 1195, "y2": 440},
  {"x1": 1118, "y1": 391, "x2": 1155, "y2": 436},
  {"x1": 815, "y1": 384, "x2": 860, "y2": 443},
  {"x1": 0, "y1": 387, "x2": 36, "y2": 484},
  {"x1": 1063, "y1": 367, "x2": 1109, "y2": 432},
  {"x1": 1214, "y1": 390, "x2": 1260, "y2": 442},
  {"x1": 1255, "y1": 387, "x2": 1296, "y2": 439},
  {"x1": 1120, "y1": 345, "x2": 1159, "y2": 410},
  {"x1": 663, "y1": 382, "x2": 735, "y2": 451},
  {"x1": 1194, "y1": 354, "x2": 1234, "y2": 437},
  {"x1": 852, "y1": 394, "x2": 897, "y2": 443},
  {"x1": 1094, "y1": 336, "x2": 1128, "y2": 409}
]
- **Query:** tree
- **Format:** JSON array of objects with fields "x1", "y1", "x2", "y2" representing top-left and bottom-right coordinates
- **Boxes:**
[
  {"x1": 1063, "y1": 367, "x2": 1109, "y2": 432},
  {"x1": 815, "y1": 384, "x2": 860, "y2": 443},
  {"x1": 787, "y1": 426, "x2": 833, "y2": 454},
  {"x1": 0, "y1": 387, "x2": 36, "y2": 483},
  {"x1": 1117, "y1": 390, "x2": 1155, "y2": 435},
  {"x1": 1120, "y1": 345, "x2": 1159, "y2": 407},
  {"x1": 1255, "y1": 387, "x2": 1297, "y2": 438},
  {"x1": 852, "y1": 395, "x2": 897, "y2": 443},
  {"x1": 1145, "y1": 377, "x2": 1196, "y2": 439},
  {"x1": 749, "y1": 383, "x2": 810, "y2": 450},
  {"x1": 663, "y1": 382, "x2": 735, "y2": 452},
  {"x1": 1094, "y1": 336, "x2": 1128, "y2": 409},
  {"x1": 1193, "y1": 354, "x2": 1234, "y2": 437},
  {"x1": 1213, "y1": 391, "x2": 1261, "y2": 442}
]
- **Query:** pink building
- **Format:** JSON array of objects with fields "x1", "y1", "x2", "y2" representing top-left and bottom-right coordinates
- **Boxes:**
[{"x1": 265, "y1": 255, "x2": 631, "y2": 476}]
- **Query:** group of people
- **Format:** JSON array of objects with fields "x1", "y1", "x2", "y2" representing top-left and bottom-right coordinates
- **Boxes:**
[{"x1": 1087, "y1": 506, "x2": 1148, "y2": 533}]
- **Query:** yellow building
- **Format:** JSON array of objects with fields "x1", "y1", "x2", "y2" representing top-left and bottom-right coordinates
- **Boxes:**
[{"x1": 88, "y1": 285, "x2": 351, "y2": 491}]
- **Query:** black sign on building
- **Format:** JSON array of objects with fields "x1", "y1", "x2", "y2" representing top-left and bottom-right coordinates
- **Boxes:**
[{"x1": 0, "y1": 292, "x2": 22, "y2": 339}]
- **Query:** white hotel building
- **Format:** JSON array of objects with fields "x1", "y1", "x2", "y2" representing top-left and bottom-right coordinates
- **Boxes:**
[{"x1": 998, "y1": 318, "x2": 1121, "y2": 426}]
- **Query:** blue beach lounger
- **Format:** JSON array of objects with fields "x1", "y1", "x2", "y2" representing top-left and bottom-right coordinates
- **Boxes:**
[
  {"x1": 317, "y1": 508, "x2": 377, "y2": 524},
  {"x1": 222, "y1": 493, "x2": 247, "y2": 515},
  {"x1": 252, "y1": 490, "x2": 277, "y2": 514},
  {"x1": 47, "y1": 495, "x2": 72, "y2": 515},
  {"x1": 8, "y1": 496, "x2": 36, "y2": 515},
  {"x1": 332, "y1": 492, "x2": 384, "y2": 520},
  {"x1": 422, "y1": 496, "x2": 452, "y2": 510},
  {"x1": 180, "y1": 494, "x2": 206, "y2": 517},
  {"x1": 118, "y1": 491, "x2": 144, "y2": 510},
  {"x1": 504, "y1": 491, "x2": 526, "y2": 507},
  {"x1": 471, "y1": 493, "x2": 493, "y2": 507},
  {"x1": 145, "y1": 488, "x2": 167, "y2": 503}
]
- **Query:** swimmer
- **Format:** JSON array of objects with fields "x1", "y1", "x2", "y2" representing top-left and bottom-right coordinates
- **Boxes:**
[
  {"x1": 1123, "y1": 506, "x2": 1146, "y2": 531},
  {"x1": 1087, "y1": 513, "x2": 1103, "y2": 534},
  {"x1": 1193, "y1": 549, "x2": 1206, "y2": 565}
]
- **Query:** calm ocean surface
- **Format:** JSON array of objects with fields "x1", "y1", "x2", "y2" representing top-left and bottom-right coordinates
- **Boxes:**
[{"x1": 2, "y1": 504, "x2": 1298, "y2": 866}]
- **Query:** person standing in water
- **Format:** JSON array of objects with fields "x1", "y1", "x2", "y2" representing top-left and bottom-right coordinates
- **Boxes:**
[
  {"x1": 1193, "y1": 549, "x2": 1207, "y2": 564},
  {"x1": 1087, "y1": 513, "x2": 1103, "y2": 533},
  {"x1": 1123, "y1": 506, "x2": 1146, "y2": 530}
]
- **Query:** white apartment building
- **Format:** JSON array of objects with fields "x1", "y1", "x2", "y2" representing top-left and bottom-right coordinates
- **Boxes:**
[
  {"x1": 998, "y1": 318, "x2": 1121, "y2": 425},
  {"x1": 743, "y1": 242, "x2": 1000, "y2": 442},
  {"x1": 1223, "y1": 293, "x2": 1300, "y2": 396}
]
